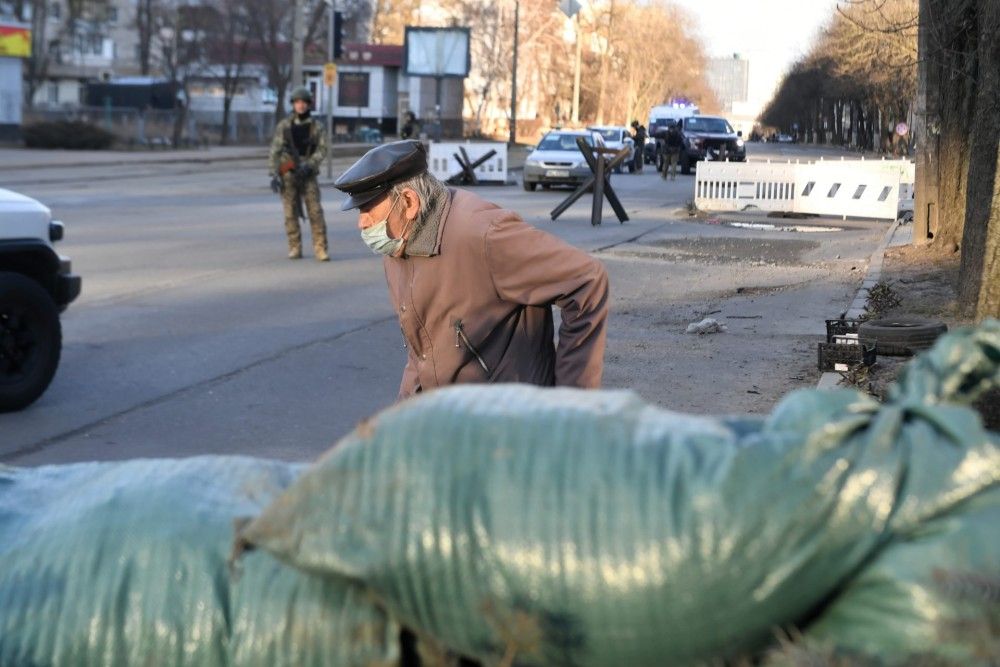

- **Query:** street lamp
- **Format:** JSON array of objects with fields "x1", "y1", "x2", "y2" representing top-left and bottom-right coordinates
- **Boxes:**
[
  {"x1": 324, "y1": 0, "x2": 336, "y2": 177},
  {"x1": 509, "y1": 0, "x2": 519, "y2": 146}
]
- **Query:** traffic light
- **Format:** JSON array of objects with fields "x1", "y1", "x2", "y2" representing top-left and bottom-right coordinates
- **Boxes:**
[{"x1": 333, "y1": 11, "x2": 344, "y2": 59}]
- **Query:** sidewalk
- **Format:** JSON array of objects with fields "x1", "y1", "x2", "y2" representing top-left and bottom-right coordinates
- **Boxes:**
[
  {"x1": 816, "y1": 219, "x2": 911, "y2": 389},
  {"x1": 0, "y1": 140, "x2": 534, "y2": 173}
]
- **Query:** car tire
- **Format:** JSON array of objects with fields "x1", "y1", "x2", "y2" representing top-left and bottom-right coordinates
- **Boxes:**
[
  {"x1": 523, "y1": 181, "x2": 537, "y2": 192},
  {"x1": 858, "y1": 317, "x2": 948, "y2": 356},
  {"x1": 0, "y1": 272, "x2": 62, "y2": 412},
  {"x1": 541, "y1": 183, "x2": 551, "y2": 190}
]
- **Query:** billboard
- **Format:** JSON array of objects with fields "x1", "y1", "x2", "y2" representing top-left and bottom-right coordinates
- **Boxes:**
[
  {"x1": 403, "y1": 27, "x2": 470, "y2": 78},
  {"x1": 0, "y1": 21, "x2": 31, "y2": 58}
]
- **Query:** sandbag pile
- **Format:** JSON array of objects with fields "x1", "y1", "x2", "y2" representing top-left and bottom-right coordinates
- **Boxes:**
[
  {"x1": 2, "y1": 321, "x2": 997, "y2": 666},
  {"x1": 238, "y1": 321, "x2": 1000, "y2": 666},
  {"x1": 0, "y1": 457, "x2": 398, "y2": 667}
]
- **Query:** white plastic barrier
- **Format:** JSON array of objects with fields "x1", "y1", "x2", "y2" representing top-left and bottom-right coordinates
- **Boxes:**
[
  {"x1": 695, "y1": 157, "x2": 915, "y2": 220},
  {"x1": 428, "y1": 142, "x2": 508, "y2": 184}
]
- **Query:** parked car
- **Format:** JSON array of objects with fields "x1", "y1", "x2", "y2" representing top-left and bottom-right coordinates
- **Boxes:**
[
  {"x1": 0, "y1": 188, "x2": 81, "y2": 411},
  {"x1": 678, "y1": 115, "x2": 747, "y2": 174},
  {"x1": 523, "y1": 130, "x2": 606, "y2": 191},
  {"x1": 586, "y1": 126, "x2": 634, "y2": 173}
]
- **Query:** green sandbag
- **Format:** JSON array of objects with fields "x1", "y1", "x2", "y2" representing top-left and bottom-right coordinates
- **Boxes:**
[
  {"x1": 889, "y1": 319, "x2": 1000, "y2": 408},
  {"x1": 240, "y1": 377, "x2": 998, "y2": 665},
  {"x1": 0, "y1": 457, "x2": 398, "y2": 667},
  {"x1": 802, "y1": 486, "x2": 1000, "y2": 664}
]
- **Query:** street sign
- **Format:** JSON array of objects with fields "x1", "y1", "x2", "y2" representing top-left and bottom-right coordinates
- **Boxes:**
[
  {"x1": 0, "y1": 21, "x2": 31, "y2": 57},
  {"x1": 323, "y1": 62, "x2": 337, "y2": 86},
  {"x1": 895, "y1": 122, "x2": 909, "y2": 137},
  {"x1": 559, "y1": 0, "x2": 582, "y2": 17}
]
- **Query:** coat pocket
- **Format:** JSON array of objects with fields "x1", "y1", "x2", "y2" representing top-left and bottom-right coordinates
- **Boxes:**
[{"x1": 453, "y1": 318, "x2": 492, "y2": 379}]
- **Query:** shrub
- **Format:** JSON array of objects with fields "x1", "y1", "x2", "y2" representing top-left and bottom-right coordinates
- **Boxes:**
[{"x1": 22, "y1": 121, "x2": 116, "y2": 150}]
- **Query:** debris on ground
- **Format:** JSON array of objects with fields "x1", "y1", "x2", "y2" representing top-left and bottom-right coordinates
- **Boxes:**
[{"x1": 686, "y1": 317, "x2": 728, "y2": 334}]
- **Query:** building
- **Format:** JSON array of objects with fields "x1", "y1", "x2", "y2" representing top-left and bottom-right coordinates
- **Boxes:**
[
  {"x1": 706, "y1": 54, "x2": 749, "y2": 114},
  {"x1": 303, "y1": 42, "x2": 463, "y2": 139}
]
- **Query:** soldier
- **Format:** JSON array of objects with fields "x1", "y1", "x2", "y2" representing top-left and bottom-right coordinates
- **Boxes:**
[{"x1": 268, "y1": 87, "x2": 330, "y2": 261}]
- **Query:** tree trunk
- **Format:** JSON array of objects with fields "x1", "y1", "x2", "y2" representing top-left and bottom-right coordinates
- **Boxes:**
[
  {"x1": 220, "y1": 96, "x2": 233, "y2": 146},
  {"x1": 929, "y1": 0, "x2": 978, "y2": 249},
  {"x1": 975, "y1": 141, "x2": 1000, "y2": 319},
  {"x1": 594, "y1": 0, "x2": 615, "y2": 126},
  {"x1": 958, "y1": 0, "x2": 1000, "y2": 315}
]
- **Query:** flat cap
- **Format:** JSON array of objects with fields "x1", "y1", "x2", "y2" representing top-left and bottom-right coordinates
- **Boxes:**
[{"x1": 334, "y1": 140, "x2": 428, "y2": 211}]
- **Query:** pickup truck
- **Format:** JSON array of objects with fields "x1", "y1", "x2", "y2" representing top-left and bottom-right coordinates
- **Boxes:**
[
  {"x1": 678, "y1": 115, "x2": 746, "y2": 174},
  {"x1": 0, "y1": 188, "x2": 81, "y2": 411}
]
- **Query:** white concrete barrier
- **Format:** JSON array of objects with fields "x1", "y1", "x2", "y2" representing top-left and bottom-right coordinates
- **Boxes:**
[
  {"x1": 695, "y1": 157, "x2": 915, "y2": 220},
  {"x1": 428, "y1": 142, "x2": 508, "y2": 183}
]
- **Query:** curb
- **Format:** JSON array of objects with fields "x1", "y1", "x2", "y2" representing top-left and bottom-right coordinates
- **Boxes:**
[
  {"x1": 0, "y1": 144, "x2": 374, "y2": 172},
  {"x1": 816, "y1": 218, "x2": 902, "y2": 390}
]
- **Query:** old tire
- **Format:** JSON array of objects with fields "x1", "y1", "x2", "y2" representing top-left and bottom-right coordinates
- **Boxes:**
[
  {"x1": 0, "y1": 272, "x2": 62, "y2": 412},
  {"x1": 858, "y1": 317, "x2": 947, "y2": 356}
]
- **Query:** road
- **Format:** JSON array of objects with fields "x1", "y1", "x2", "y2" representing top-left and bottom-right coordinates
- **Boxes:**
[{"x1": 0, "y1": 144, "x2": 888, "y2": 465}]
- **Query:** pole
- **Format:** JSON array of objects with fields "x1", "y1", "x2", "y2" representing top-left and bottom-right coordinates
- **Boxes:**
[
  {"x1": 326, "y1": 0, "x2": 334, "y2": 178},
  {"x1": 292, "y1": 0, "x2": 304, "y2": 88},
  {"x1": 572, "y1": 12, "x2": 581, "y2": 124},
  {"x1": 435, "y1": 76, "x2": 443, "y2": 140},
  {"x1": 509, "y1": 0, "x2": 519, "y2": 146}
]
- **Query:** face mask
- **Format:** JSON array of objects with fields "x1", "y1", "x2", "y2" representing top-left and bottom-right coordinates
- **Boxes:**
[{"x1": 361, "y1": 196, "x2": 405, "y2": 256}]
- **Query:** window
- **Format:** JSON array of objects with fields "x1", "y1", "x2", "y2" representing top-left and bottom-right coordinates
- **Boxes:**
[
  {"x1": 49, "y1": 2, "x2": 60, "y2": 19},
  {"x1": 107, "y1": 6, "x2": 117, "y2": 22},
  {"x1": 47, "y1": 82, "x2": 59, "y2": 105},
  {"x1": 337, "y1": 72, "x2": 369, "y2": 107},
  {"x1": 537, "y1": 133, "x2": 593, "y2": 151}
]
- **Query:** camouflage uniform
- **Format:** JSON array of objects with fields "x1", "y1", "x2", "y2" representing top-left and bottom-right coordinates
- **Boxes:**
[{"x1": 268, "y1": 113, "x2": 329, "y2": 259}]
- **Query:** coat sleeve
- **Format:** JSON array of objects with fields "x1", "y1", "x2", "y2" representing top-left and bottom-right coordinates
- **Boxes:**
[
  {"x1": 308, "y1": 122, "x2": 328, "y2": 170},
  {"x1": 484, "y1": 213, "x2": 609, "y2": 388},
  {"x1": 268, "y1": 120, "x2": 286, "y2": 175}
]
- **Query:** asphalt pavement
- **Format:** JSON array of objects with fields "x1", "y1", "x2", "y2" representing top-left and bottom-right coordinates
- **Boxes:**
[{"x1": 0, "y1": 143, "x2": 888, "y2": 465}]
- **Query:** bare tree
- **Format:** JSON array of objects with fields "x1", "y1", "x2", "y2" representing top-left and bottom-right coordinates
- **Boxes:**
[
  {"x1": 135, "y1": 0, "x2": 155, "y2": 75},
  {"x1": 209, "y1": 0, "x2": 251, "y2": 144}
]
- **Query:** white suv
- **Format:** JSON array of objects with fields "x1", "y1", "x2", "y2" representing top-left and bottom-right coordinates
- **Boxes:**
[{"x1": 0, "y1": 188, "x2": 81, "y2": 411}]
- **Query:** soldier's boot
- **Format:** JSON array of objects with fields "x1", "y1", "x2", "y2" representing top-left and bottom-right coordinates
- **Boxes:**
[
  {"x1": 285, "y1": 221, "x2": 303, "y2": 259},
  {"x1": 311, "y1": 221, "x2": 330, "y2": 262}
]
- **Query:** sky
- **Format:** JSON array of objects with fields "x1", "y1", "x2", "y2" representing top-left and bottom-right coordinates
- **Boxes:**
[{"x1": 670, "y1": 0, "x2": 841, "y2": 114}]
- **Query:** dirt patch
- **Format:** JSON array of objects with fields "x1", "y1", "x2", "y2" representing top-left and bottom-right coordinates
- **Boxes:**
[
  {"x1": 878, "y1": 244, "x2": 969, "y2": 322},
  {"x1": 859, "y1": 243, "x2": 997, "y2": 429},
  {"x1": 623, "y1": 237, "x2": 820, "y2": 266}
]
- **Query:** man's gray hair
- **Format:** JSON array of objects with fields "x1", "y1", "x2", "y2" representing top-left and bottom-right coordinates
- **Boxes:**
[{"x1": 390, "y1": 171, "x2": 447, "y2": 231}]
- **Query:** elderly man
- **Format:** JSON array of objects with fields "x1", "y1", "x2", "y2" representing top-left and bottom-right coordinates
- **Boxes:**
[{"x1": 334, "y1": 140, "x2": 609, "y2": 399}]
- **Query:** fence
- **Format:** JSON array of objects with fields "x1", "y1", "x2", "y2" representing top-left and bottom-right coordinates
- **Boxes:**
[
  {"x1": 695, "y1": 157, "x2": 915, "y2": 221},
  {"x1": 22, "y1": 106, "x2": 280, "y2": 146},
  {"x1": 428, "y1": 142, "x2": 508, "y2": 184}
]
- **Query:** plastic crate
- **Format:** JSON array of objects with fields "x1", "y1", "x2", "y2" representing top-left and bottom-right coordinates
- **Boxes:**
[
  {"x1": 817, "y1": 337, "x2": 877, "y2": 371},
  {"x1": 825, "y1": 318, "x2": 862, "y2": 342}
]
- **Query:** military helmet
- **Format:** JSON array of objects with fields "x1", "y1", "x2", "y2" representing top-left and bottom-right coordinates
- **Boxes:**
[{"x1": 290, "y1": 86, "x2": 313, "y2": 104}]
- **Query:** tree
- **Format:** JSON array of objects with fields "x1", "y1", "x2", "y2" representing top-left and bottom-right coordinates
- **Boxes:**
[
  {"x1": 13, "y1": 0, "x2": 110, "y2": 106},
  {"x1": 135, "y1": 0, "x2": 155, "y2": 75},
  {"x1": 209, "y1": 0, "x2": 251, "y2": 144}
]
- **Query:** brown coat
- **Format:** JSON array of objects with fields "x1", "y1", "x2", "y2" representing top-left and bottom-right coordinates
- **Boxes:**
[{"x1": 384, "y1": 188, "x2": 609, "y2": 399}]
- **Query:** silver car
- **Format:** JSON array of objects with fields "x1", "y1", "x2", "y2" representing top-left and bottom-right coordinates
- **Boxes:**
[
  {"x1": 587, "y1": 126, "x2": 635, "y2": 173},
  {"x1": 523, "y1": 130, "x2": 605, "y2": 191}
]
